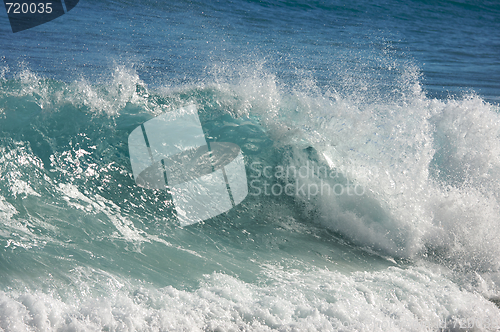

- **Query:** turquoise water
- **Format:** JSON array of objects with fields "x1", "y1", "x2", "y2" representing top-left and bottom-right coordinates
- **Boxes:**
[{"x1": 1, "y1": 0, "x2": 500, "y2": 330}]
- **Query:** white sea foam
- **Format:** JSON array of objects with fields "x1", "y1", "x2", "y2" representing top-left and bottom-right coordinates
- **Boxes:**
[{"x1": 0, "y1": 263, "x2": 499, "y2": 331}]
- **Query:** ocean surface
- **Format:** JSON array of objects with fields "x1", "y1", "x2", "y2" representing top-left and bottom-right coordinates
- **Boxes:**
[{"x1": 1, "y1": 0, "x2": 500, "y2": 330}]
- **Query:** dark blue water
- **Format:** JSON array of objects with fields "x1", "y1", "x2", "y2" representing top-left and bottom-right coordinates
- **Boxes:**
[
  {"x1": 2, "y1": 0, "x2": 499, "y2": 100},
  {"x1": 1, "y1": 0, "x2": 500, "y2": 330}
]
